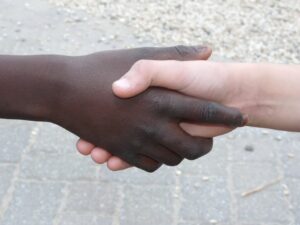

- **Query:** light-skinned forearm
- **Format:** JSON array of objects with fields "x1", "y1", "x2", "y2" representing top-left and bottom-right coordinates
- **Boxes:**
[{"x1": 224, "y1": 63, "x2": 300, "y2": 131}]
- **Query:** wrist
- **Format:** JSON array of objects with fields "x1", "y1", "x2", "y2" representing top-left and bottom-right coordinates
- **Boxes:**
[
  {"x1": 0, "y1": 55, "x2": 72, "y2": 122},
  {"x1": 39, "y1": 55, "x2": 75, "y2": 123},
  {"x1": 221, "y1": 63, "x2": 263, "y2": 126}
]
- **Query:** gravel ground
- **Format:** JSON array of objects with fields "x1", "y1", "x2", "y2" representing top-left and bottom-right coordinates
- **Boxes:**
[
  {"x1": 0, "y1": 0, "x2": 300, "y2": 225},
  {"x1": 49, "y1": 0, "x2": 300, "y2": 63}
]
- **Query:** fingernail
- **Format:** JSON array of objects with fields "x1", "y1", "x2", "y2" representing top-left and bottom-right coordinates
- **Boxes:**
[
  {"x1": 194, "y1": 45, "x2": 209, "y2": 53},
  {"x1": 113, "y1": 79, "x2": 131, "y2": 90}
]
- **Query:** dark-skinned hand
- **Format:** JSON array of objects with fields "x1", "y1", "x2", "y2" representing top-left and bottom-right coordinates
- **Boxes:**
[{"x1": 48, "y1": 46, "x2": 245, "y2": 172}]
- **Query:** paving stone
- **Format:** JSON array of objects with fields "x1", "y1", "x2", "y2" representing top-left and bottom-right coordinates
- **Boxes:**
[
  {"x1": 58, "y1": 212, "x2": 112, "y2": 225},
  {"x1": 179, "y1": 140, "x2": 228, "y2": 176},
  {"x1": 30, "y1": 123, "x2": 78, "y2": 154},
  {"x1": 230, "y1": 162, "x2": 280, "y2": 192},
  {"x1": 64, "y1": 182, "x2": 118, "y2": 215},
  {"x1": 178, "y1": 221, "x2": 231, "y2": 225},
  {"x1": 0, "y1": 0, "x2": 300, "y2": 224},
  {"x1": 279, "y1": 140, "x2": 300, "y2": 179},
  {"x1": 0, "y1": 165, "x2": 15, "y2": 204},
  {"x1": 0, "y1": 120, "x2": 34, "y2": 163},
  {"x1": 180, "y1": 175, "x2": 230, "y2": 223},
  {"x1": 1, "y1": 181, "x2": 64, "y2": 225},
  {"x1": 236, "y1": 189, "x2": 291, "y2": 224},
  {"x1": 120, "y1": 185, "x2": 174, "y2": 225},
  {"x1": 99, "y1": 165, "x2": 176, "y2": 185},
  {"x1": 285, "y1": 178, "x2": 300, "y2": 225},
  {"x1": 20, "y1": 152, "x2": 97, "y2": 181},
  {"x1": 225, "y1": 128, "x2": 278, "y2": 163}
]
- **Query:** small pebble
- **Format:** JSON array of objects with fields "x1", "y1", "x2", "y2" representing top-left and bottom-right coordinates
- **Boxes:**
[
  {"x1": 194, "y1": 183, "x2": 201, "y2": 188},
  {"x1": 209, "y1": 219, "x2": 218, "y2": 224},
  {"x1": 202, "y1": 176, "x2": 210, "y2": 181},
  {"x1": 261, "y1": 130, "x2": 270, "y2": 135},
  {"x1": 282, "y1": 184, "x2": 290, "y2": 196},
  {"x1": 288, "y1": 153, "x2": 295, "y2": 158},
  {"x1": 275, "y1": 135, "x2": 282, "y2": 141},
  {"x1": 244, "y1": 145, "x2": 254, "y2": 152},
  {"x1": 175, "y1": 170, "x2": 182, "y2": 176},
  {"x1": 47, "y1": 0, "x2": 300, "y2": 65},
  {"x1": 226, "y1": 134, "x2": 235, "y2": 140}
]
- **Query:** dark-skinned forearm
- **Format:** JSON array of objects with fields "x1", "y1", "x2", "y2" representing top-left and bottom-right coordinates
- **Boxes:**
[{"x1": 0, "y1": 55, "x2": 69, "y2": 122}]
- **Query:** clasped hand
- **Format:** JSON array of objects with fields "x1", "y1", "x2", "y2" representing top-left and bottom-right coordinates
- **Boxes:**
[{"x1": 61, "y1": 46, "x2": 245, "y2": 172}]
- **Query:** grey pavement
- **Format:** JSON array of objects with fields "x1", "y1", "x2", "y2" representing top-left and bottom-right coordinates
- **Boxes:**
[{"x1": 0, "y1": 1, "x2": 300, "y2": 225}]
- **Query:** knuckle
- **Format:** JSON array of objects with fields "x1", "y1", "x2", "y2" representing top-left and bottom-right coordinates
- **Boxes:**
[
  {"x1": 144, "y1": 126, "x2": 157, "y2": 138},
  {"x1": 185, "y1": 139, "x2": 213, "y2": 160},
  {"x1": 185, "y1": 150, "x2": 203, "y2": 160},
  {"x1": 202, "y1": 102, "x2": 220, "y2": 121},
  {"x1": 201, "y1": 138, "x2": 213, "y2": 155},
  {"x1": 130, "y1": 138, "x2": 144, "y2": 149},
  {"x1": 166, "y1": 157, "x2": 183, "y2": 166},
  {"x1": 148, "y1": 91, "x2": 172, "y2": 113},
  {"x1": 132, "y1": 59, "x2": 149, "y2": 74},
  {"x1": 144, "y1": 163, "x2": 161, "y2": 173},
  {"x1": 135, "y1": 124, "x2": 158, "y2": 141}
]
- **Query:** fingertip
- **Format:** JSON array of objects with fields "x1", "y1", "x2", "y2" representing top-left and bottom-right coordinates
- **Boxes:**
[
  {"x1": 228, "y1": 109, "x2": 248, "y2": 127},
  {"x1": 76, "y1": 139, "x2": 95, "y2": 155},
  {"x1": 113, "y1": 78, "x2": 131, "y2": 91},
  {"x1": 112, "y1": 80, "x2": 134, "y2": 98},
  {"x1": 193, "y1": 45, "x2": 213, "y2": 60},
  {"x1": 107, "y1": 157, "x2": 132, "y2": 171},
  {"x1": 112, "y1": 78, "x2": 146, "y2": 98},
  {"x1": 202, "y1": 46, "x2": 213, "y2": 59},
  {"x1": 91, "y1": 147, "x2": 112, "y2": 164}
]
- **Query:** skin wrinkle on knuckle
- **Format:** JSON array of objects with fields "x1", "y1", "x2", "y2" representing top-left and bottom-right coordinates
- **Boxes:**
[
  {"x1": 201, "y1": 102, "x2": 219, "y2": 122},
  {"x1": 148, "y1": 92, "x2": 172, "y2": 115}
]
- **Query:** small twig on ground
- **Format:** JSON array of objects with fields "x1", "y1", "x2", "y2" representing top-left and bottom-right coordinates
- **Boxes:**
[{"x1": 241, "y1": 176, "x2": 283, "y2": 197}]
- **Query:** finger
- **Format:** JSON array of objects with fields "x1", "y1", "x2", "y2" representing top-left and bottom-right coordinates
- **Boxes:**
[
  {"x1": 180, "y1": 122, "x2": 234, "y2": 138},
  {"x1": 90, "y1": 147, "x2": 112, "y2": 164},
  {"x1": 144, "y1": 45, "x2": 212, "y2": 61},
  {"x1": 158, "y1": 124, "x2": 213, "y2": 160},
  {"x1": 164, "y1": 94, "x2": 246, "y2": 127},
  {"x1": 121, "y1": 154, "x2": 162, "y2": 173},
  {"x1": 76, "y1": 139, "x2": 95, "y2": 155},
  {"x1": 107, "y1": 156, "x2": 132, "y2": 171},
  {"x1": 143, "y1": 145, "x2": 183, "y2": 166},
  {"x1": 135, "y1": 154, "x2": 162, "y2": 172}
]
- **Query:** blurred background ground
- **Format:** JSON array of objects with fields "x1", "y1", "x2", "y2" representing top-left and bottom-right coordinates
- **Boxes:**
[{"x1": 0, "y1": 0, "x2": 299, "y2": 225}]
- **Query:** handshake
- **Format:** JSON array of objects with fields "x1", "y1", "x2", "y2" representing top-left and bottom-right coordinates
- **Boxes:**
[{"x1": 1, "y1": 45, "x2": 299, "y2": 172}]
